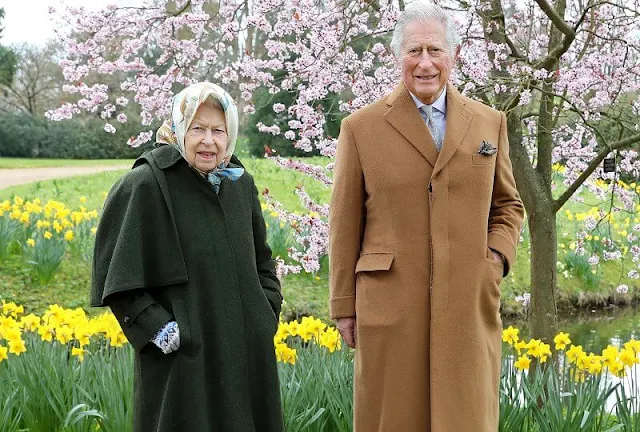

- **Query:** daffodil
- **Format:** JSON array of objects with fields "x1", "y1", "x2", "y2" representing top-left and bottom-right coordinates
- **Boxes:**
[
  {"x1": 44, "y1": 231, "x2": 53, "y2": 240},
  {"x1": 566, "y1": 345, "x2": 585, "y2": 364},
  {"x1": 514, "y1": 355, "x2": 531, "y2": 371},
  {"x1": 602, "y1": 346, "x2": 619, "y2": 367},
  {"x1": 26, "y1": 238, "x2": 36, "y2": 247},
  {"x1": 38, "y1": 324, "x2": 55, "y2": 342},
  {"x1": 71, "y1": 347, "x2": 87, "y2": 362},
  {"x1": 608, "y1": 360, "x2": 626, "y2": 378},
  {"x1": 56, "y1": 326, "x2": 74, "y2": 344},
  {"x1": 514, "y1": 340, "x2": 527, "y2": 355},
  {"x1": 19, "y1": 314, "x2": 41, "y2": 331},
  {"x1": 502, "y1": 326, "x2": 519, "y2": 346},
  {"x1": 619, "y1": 348, "x2": 639, "y2": 368},
  {"x1": 554, "y1": 332, "x2": 571, "y2": 350},
  {"x1": 8, "y1": 338, "x2": 26, "y2": 355},
  {"x1": 64, "y1": 230, "x2": 75, "y2": 241},
  {"x1": 275, "y1": 343, "x2": 297, "y2": 365},
  {"x1": 624, "y1": 339, "x2": 640, "y2": 354},
  {"x1": 0, "y1": 345, "x2": 7, "y2": 362}
]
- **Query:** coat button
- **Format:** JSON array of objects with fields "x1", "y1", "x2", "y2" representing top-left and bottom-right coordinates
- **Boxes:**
[{"x1": 124, "y1": 316, "x2": 130, "y2": 324}]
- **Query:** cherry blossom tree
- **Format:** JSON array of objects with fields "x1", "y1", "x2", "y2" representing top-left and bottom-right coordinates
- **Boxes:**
[{"x1": 48, "y1": 0, "x2": 640, "y2": 341}]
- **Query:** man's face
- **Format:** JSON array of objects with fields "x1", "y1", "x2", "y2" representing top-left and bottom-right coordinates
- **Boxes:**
[{"x1": 399, "y1": 19, "x2": 457, "y2": 105}]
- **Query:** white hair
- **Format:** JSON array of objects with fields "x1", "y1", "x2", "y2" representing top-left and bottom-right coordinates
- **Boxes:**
[{"x1": 390, "y1": 2, "x2": 461, "y2": 57}]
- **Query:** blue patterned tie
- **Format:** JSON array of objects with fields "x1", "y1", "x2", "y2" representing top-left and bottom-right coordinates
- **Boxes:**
[
  {"x1": 420, "y1": 105, "x2": 443, "y2": 151},
  {"x1": 206, "y1": 165, "x2": 244, "y2": 193}
]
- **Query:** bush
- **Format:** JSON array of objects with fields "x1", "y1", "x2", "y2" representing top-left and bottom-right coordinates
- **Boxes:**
[{"x1": 0, "y1": 113, "x2": 154, "y2": 159}]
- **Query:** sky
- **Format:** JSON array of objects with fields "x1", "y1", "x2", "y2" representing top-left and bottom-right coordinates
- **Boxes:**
[{"x1": 0, "y1": 0, "x2": 142, "y2": 46}]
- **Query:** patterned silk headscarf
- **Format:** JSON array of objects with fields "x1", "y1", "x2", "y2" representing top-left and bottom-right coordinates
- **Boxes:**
[{"x1": 156, "y1": 82, "x2": 240, "y2": 170}]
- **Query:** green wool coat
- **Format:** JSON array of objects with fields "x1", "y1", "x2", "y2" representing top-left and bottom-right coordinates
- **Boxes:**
[{"x1": 91, "y1": 144, "x2": 284, "y2": 432}]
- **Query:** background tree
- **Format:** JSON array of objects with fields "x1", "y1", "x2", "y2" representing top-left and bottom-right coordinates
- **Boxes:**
[
  {"x1": 0, "y1": 43, "x2": 66, "y2": 116},
  {"x1": 50, "y1": 0, "x2": 640, "y2": 341},
  {"x1": 0, "y1": 8, "x2": 17, "y2": 87}
]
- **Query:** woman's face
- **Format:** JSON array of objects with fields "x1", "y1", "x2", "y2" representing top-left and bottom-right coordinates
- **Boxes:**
[{"x1": 184, "y1": 103, "x2": 228, "y2": 172}]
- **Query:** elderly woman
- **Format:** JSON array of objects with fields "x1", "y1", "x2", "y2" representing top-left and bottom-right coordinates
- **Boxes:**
[{"x1": 91, "y1": 82, "x2": 284, "y2": 431}]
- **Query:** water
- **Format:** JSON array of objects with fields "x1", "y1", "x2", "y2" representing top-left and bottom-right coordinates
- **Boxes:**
[
  {"x1": 504, "y1": 306, "x2": 640, "y2": 414},
  {"x1": 504, "y1": 305, "x2": 640, "y2": 353}
]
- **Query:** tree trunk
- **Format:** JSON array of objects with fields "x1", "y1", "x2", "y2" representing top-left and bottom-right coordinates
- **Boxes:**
[{"x1": 528, "y1": 205, "x2": 558, "y2": 343}]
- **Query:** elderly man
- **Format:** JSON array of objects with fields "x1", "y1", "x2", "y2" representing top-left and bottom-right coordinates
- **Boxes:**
[{"x1": 328, "y1": 2, "x2": 525, "y2": 431}]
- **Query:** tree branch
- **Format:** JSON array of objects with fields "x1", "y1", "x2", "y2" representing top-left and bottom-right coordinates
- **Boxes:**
[
  {"x1": 534, "y1": 0, "x2": 575, "y2": 38},
  {"x1": 554, "y1": 133, "x2": 640, "y2": 212}
]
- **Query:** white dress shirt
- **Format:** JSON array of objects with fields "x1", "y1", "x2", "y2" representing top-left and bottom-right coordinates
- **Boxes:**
[{"x1": 410, "y1": 87, "x2": 447, "y2": 139}]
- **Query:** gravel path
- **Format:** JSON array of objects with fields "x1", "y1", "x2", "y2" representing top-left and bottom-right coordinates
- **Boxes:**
[{"x1": 0, "y1": 165, "x2": 131, "y2": 190}]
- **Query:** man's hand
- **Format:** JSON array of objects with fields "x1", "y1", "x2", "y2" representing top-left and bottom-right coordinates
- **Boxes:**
[
  {"x1": 336, "y1": 317, "x2": 357, "y2": 348},
  {"x1": 490, "y1": 250, "x2": 502, "y2": 262}
]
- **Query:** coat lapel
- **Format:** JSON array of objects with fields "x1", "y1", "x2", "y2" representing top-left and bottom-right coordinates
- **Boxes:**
[
  {"x1": 384, "y1": 83, "x2": 439, "y2": 168},
  {"x1": 432, "y1": 83, "x2": 473, "y2": 178}
]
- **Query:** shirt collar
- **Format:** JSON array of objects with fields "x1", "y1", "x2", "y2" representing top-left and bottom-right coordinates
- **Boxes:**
[{"x1": 410, "y1": 86, "x2": 447, "y2": 115}]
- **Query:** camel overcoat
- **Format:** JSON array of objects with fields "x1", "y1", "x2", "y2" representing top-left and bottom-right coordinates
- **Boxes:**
[{"x1": 329, "y1": 82, "x2": 524, "y2": 431}]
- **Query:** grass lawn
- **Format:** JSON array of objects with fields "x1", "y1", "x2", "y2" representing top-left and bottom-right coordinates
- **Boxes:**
[
  {"x1": 0, "y1": 157, "x2": 637, "y2": 321},
  {"x1": 0, "y1": 157, "x2": 331, "y2": 214},
  {"x1": 0, "y1": 158, "x2": 134, "y2": 169}
]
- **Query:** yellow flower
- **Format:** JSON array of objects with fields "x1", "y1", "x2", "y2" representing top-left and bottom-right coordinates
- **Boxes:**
[
  {"x1": 620, "y1": 348, "x2": 638, "y2": 368},
  {"x1": 502, "y1": 326, "x2": 519, "y2": 346},
  {"x1": 64, "y1": 230, "x2": 75, "y2": 241},
  {"x1": 91, "y1": 227, "x2": 98, "y2": 235},
  {"x1": 514, "y1": 340, "x2": 527, "y2": 355},
  {"x1": 584, "y1": 354, "x2": 603, "y2": 375},
  {"x1": 26, "y1": 239, "x2": 36, "y2": 247},
  {"x1": 74, "y1": 325, "x2": 92, "y2": 347},
  {"x1": 566, "y1": 345, "x2": 585, "y2": 364},
  {"x1": 0, "y1": 345, "x2": 7, "y2": 362},
  {"x1": 537, "y1": 343, "x2": 552, "y2": 363},
  {"x1": 554, "y1": 332, "x2": 571, "y2": 351},
  {"x1": 1, "y1": 301, "x2": 23, "y2": 318},
  {"x1": 608, "y1": 360, "x2": 626, "y2": 378},
  {"x1": 38, "y1": 324, "x2": 55, "y2": 342},
  {"x1": 8, "y1": 338, "x2": 26, "y2": 355},
  {"x1": 106, "y1": 328, "x2": 128, "y2": 347},
  {"x1": 624, "y1": 339, "x2": 640, "y2": 354},
  {"x1": 275, "y1": 343, "x2": 297, "y2": 365},
  {"x1": 602, "y1": 346, "x2": 619, "y2": 367},
  {"x1": 55, "y1": 326, "x2": 74, "y2": 344},
  {"x1": 318, "y1": 327, "x2": 341, "y2": 353},
  {"x1": 44, "y1": 231, "x2": 53, "y2": 240},
  {"x1": 526, "y1": 339, "x2": 541, "y2": 356},
  {"x1": 19, "y1": 314, "x2": 41, "y2": 332},
  {"x1": 52, "y1": 220, "x2": 62, "y2": 233},
  {"x1": 80, "y1": 196, "x2": 87, "y2": 203},
  {"x1": 71, "y1": 347, "x2": 87, "y2": 362},
  {"x1": 514, "y1": 355, "x2": 531, "y2": 371}
]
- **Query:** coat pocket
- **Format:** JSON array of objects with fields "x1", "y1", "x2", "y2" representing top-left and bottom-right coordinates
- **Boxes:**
[
  {"x1": 170, "y1": 297, "x2": 192, "y2": 352},
  {"x1": 472, "y1": 153, "x2": 497, "y2": 166},
  {"x1": 355, "y1": 252, "x2": 394, "y2": 273}
]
